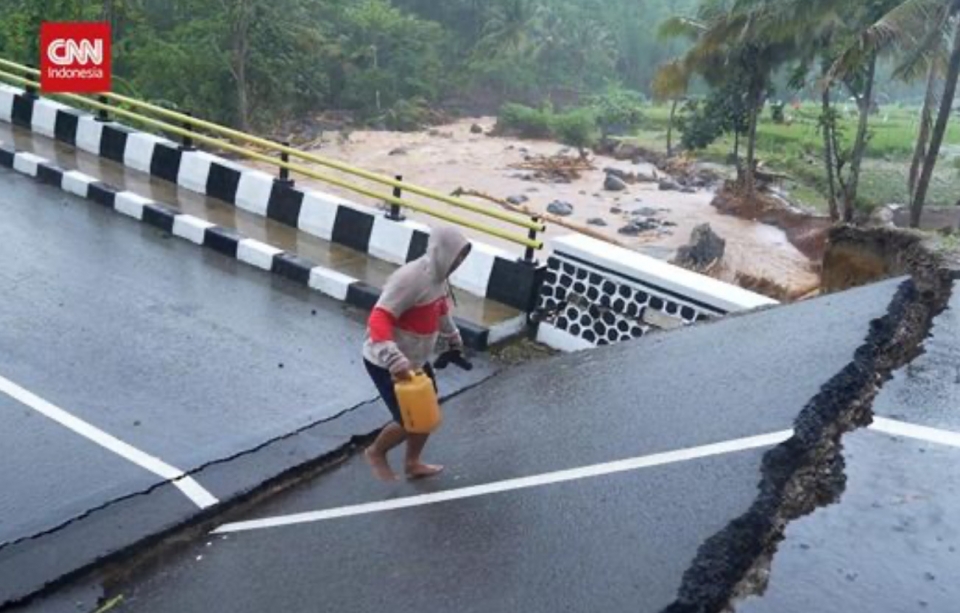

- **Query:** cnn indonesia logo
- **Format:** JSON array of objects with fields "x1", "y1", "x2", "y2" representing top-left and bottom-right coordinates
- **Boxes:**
[{"x1": 40, "y1": 22, "x2": 111, "y2": 93}]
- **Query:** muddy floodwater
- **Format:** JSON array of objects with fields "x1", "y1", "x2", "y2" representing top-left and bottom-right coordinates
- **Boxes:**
[{"x1": 262, "y1": 118, "x2": 819, "y2": 295}]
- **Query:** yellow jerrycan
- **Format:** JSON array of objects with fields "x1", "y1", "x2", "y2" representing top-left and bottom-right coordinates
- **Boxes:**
[{"x1": 395, "y1": 371, "x2": 442, "y2": 434}]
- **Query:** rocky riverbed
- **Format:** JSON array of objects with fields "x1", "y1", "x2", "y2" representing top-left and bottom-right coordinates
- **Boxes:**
[{"x1": 258, "y1": 118, "x2": 820, "y2": 297}]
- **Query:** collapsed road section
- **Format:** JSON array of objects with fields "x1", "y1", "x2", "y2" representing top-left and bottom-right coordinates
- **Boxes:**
[{"x1": 666, "y1": 248, "x2": 954, "y2": 613}]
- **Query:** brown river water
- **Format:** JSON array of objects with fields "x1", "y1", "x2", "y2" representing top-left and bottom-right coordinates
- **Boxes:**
[{"x1": 256, "y1": 118, "x2": 819, "y2": 296}]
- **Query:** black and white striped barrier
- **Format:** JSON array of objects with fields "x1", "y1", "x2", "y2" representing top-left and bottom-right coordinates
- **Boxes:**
[
  {"x1": 0, "y1": 143, "x2": 526, "y2": 350},
  {"x1": 0, "y1": 84, "x2": 544, "y2": 313}
]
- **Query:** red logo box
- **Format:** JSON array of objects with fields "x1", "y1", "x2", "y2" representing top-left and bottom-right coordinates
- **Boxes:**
[{"x1": 40, "y1": 22, "x2": 111, "y2": 93}]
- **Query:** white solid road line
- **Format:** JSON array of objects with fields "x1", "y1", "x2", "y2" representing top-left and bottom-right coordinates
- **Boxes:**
[
  {"x1": 216, "y1": 416, "x2": 960, "y2": 535},
  {"x1": 870, "y1": 416, "x2": 960, "y2": 448},
  {"x1": 0, "y1": 374, "x2": 219, "y2": 509},
  {"x1": 213, "y1": 429, "x2": 794, "y2": 534}
]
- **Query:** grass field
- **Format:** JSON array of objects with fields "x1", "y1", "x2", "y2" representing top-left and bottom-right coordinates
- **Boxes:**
[{"x1": 633, "y1": 103, "x2": 960, "y2": 213}]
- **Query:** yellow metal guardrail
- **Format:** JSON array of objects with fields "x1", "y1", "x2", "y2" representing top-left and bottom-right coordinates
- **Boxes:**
[{"x1": 0, "y1": 58, "x2": 545, "y2": 250}]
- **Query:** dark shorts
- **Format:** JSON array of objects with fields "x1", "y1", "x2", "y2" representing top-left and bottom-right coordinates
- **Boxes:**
[{"x1": 364, "y1": 359, "x2": 438, "y2": 424}]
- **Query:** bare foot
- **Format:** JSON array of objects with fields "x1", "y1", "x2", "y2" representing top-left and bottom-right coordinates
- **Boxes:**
[
  {"x1": 365, "y1": 447, "x2": 398, "y2": 482},
  {"x1": 406, "y1": 463, "x2": 444, "y2": 480}
]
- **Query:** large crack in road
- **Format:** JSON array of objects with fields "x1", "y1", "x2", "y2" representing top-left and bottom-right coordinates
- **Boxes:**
[{"x1": 664, "y1": 256, "x2": 955, "y2": 613}]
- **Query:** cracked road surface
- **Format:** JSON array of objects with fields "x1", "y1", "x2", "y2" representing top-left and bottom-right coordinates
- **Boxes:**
[
  {"x1": 5, "y1": 166, "x2": 957, "y2": 613},
  {"x1": 19, "y1": 272, "x2": 936, "y2": 613},
  {"x1": 737, "y1": 287, "x2": 960, "y2": 613},
  {"x1": 0, "y1": 170, "x2": 494, "y2": 606}
]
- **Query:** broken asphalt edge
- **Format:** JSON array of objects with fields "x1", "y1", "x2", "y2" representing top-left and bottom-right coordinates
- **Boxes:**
[
  {"x1": 0, "y1": 368, "x2": 505, "y2": 611},
  {"x1": 662, "y1": 254, "x2": 955, "y2": 613}
]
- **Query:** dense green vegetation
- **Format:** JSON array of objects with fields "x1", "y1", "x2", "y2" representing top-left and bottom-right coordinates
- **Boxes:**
[
  {"x1": 650, "y1": 0, "x2": 960, "y2": 225},
  {"x1": 0, "y1": 0, "x2": 959, "y2": 224},
  {"x1": 636, "y1": 103, "x2": 960, "y2": 212},
  {"x1": 0, "y1": 0, "x2": 696, "y2": 130}
]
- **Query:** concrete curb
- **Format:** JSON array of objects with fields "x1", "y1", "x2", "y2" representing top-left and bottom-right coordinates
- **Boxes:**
[{"x1": 0, "y1": 141, "x2": 527, "y2": 350}]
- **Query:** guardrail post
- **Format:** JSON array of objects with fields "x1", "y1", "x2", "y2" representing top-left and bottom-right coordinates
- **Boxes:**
[
  {"x1": 91, "y1": 95, "x2": 110, "y2": 121},
  {"x1": 179, "y1": 111, "x2": 196, "y2": 151},
  {"x1": 23, "y1": 64, "x2": 38, "y2": 99},
  {"x1": 276, "y1": 141, "x2": 294, "y2": 187},
  {"x1": 523, "y1": 216, "x2": 540, "y2": 265},
  {"x1": 386, "y1": 175, "x2": 405, "y2": 221}
]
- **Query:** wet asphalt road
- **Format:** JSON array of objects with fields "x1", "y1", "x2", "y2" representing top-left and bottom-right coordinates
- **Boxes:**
[
  {"x1": 738, "y1": 288, "x2": 960, "y2": 613},
  {"x1": 0, "y1": 394, "x2": 156, "y2": 546},
  {"x1": 6, "y1": 144, "x2": 955, "y2": 613},
  {"x1": 0, "y1": 168, "x2": 365, "y2": 544},
  {"x1": 0, "y1": 168, "x2": 496, "y2": 603},
  {"x1": 738, "y1": 430, "x2": 960, "y2": 613},
  {"x1": 43, "y1": 277, "x2": 908, "y2": 613},
  {"x1": 873, "y1": 288, "x2": 960, "y2": 433}
]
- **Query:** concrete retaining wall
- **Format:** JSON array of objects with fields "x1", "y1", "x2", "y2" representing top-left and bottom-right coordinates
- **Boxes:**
[{"x1": 536, "y1": 234, "x2": 778, "y2": 352}]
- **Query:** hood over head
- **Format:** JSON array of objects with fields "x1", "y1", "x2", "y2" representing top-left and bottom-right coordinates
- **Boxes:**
[{"x1": 427, "y1": 226, "x2": 471, "y2": 281}]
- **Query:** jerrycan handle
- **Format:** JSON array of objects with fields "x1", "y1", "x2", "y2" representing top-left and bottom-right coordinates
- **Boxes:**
[{"x1": 393, "y1": 369, "x2": 424, "y2": 384}]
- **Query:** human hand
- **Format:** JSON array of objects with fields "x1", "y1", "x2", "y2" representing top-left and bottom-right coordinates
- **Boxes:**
[
  {"x1": 393, "y1": 368, "x2": 414, "y2": 382},
  {"x1": 389, "y1": 355, "x2": 413, "y2": 381}
]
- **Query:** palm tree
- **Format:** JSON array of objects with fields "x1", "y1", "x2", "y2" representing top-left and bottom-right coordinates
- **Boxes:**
[
  {"x1": 913, "y1": 16, "x2": 960, "y2": 226},
  {"x1": 831, "y1": 0, "x2": 960, "y2": 226},
  {"x1": 468, "y1": 0, "x2": 548, "y2": 98},
  {"x1": 757, "y1": 0, "x2": 902, "y2": 221},
  {"x1": 656, "y1": 1, "x2": 793, "y2": 196}
]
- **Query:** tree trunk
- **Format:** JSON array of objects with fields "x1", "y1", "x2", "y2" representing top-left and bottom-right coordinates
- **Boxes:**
[
  {"x1": 666, "y1": 98, "x2": 678, "y2": 157},
  {"x1": 820, "y1": 85, "x2": 840, "y2": 221},
  {"x1": 909, "y1": 58, "x2": 939, "y2": 206},
  {"x1": 911, "y1": 20, "x2": 960, "y2": 228},
  {"x1": 733, "y1": 129, "x2": 741, "y2": 179},
  {"x1": 843, "y1": 52, "x2": 877, "y2": 223},
  {"x1": 744, "y1": 87, "x2": 762, "y2": 196},
  {"x1": 233, "y1": 0, "x2": 253, "y2": 132},
  {"x1": 102, "y1": 0, "x2": 114, "y2": 28}
]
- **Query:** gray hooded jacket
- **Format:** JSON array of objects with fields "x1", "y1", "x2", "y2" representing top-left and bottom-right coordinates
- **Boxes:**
[{"x1": 362, "y1": 227, "x2": 470, "y2": 374}]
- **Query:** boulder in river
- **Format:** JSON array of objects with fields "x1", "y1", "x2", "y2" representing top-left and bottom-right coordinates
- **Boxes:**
[
  {"x1": 659, "y1": 178, "x2": 681, "y2": 191},
  {"x1": 470, "y1": 123, "x2": 484, "y2": 134},
  {"x1": 587, "y1": 218, "x2": 608, "y2": 227},
  {"x1": 506, "y1": 195, "x2": 529, "y2": 206},
  {"x1": 547, "y1": 200, "x2": 575, "y2": 217},
  {"x1": 618, "y1": 218, "x2": 660, "y2": 236},
  {"x1": 672, "y1": 223, "x2": 726, "y2": 272},
  {"x1": 388, "y1": 147, "x2": 408, "y2": 156},
  {"x1": 603, "y1": 167, "x2": 633, "y2": 182},
  {"x1": 605, "y1": 175, "x2": 629, "y2": 192}
]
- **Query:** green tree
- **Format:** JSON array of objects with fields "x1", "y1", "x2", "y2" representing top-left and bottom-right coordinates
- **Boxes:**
[
  {"x1": 553, "y1": 107, "x2": 598, "y2": 158},
  {"x1": 334, "y1": 0, "x2": 446, "y2": 116},
  {"x1": 658, "y1": 1, "x2": 795, "y2": 195}
]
